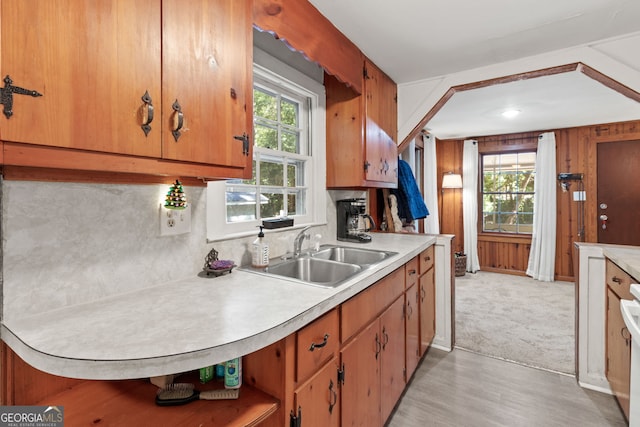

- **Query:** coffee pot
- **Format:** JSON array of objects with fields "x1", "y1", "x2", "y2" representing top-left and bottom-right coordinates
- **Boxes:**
[{"x1": 336, "y1": 198, "x2": 376, "y2": 243}]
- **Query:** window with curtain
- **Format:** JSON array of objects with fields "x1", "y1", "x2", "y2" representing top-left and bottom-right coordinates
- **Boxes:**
[{"x1": 481, "y1": 151, "x2": 536, "y2": 234}]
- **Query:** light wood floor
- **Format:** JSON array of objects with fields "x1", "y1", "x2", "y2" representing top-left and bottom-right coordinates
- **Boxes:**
[{"x1": 386, "y1": 348, "x2": 627, "y2": 427}]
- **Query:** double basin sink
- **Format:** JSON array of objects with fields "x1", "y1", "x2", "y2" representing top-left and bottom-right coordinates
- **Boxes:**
[{"x1": 241, "y1": 245, "x2": 397, "y2": 288}]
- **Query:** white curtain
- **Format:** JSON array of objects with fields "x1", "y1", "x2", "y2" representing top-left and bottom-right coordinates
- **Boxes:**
[
  {"x1": 423, "y1": 134, "x2": 440, "y2": 234},
  {"x1": 526, "y1": 132, "x2": 557, "y2": 281},
  {"x1": 463, "y1": 140, "x2": 480, "y2": 272}
]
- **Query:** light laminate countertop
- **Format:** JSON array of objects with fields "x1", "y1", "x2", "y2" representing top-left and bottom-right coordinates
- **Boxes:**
[
  {"x1": 603, "y1": 245, "x2": 640, "y2": 281},
  {"x1": 1, "y1": 233, "x2": 435, "y2": 380}
]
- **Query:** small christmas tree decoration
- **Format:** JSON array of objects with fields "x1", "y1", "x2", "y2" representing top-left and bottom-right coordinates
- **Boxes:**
[{"x1": 165, "y1": 179, "x2": 188, "y2": 210}]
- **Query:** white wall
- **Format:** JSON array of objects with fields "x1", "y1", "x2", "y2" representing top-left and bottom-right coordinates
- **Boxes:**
[{"x1": 398, "y1": 32, "x2": 640, "y2": 142}]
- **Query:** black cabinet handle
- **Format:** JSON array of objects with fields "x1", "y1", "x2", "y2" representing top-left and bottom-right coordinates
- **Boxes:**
[
  {"x1": 171, "y1": 99, "x2": 184, "y2": 142},
  {"x1": 1, "y1": 75, "x2": 43, "y2": 119},
  {"x1": 309, "y1": 334, "x2": 329, "y2": 352},
  {"x1": 328, "y1": 379, "x2": 337, "y2": 414},
  {"x1": 140, "y1": 90, "x2": 154, "y2": 136},
  {"x1": 233, "y1": 133, "x2": 250, "y2": 156}
]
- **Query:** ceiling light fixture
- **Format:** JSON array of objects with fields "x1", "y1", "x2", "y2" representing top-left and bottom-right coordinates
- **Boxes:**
[{"x1": 502, "y1": 109, "x2": 521, "y2": 119}]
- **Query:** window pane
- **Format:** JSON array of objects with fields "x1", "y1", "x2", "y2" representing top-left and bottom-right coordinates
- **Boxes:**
[
  {"x1": 282, "y1": 130, "x2": 299, "y2": 153},
  {"x1": 287, "y1": 160, "x2": 305, "y2": 187},
  {"x1": 288, "y1": 190, "x2": 306, "y2": 216},
  {"x1": 483, "y1": 171, "x2": 498, "y2": 192},
  {"x1": 517, "y1": 194, "x2": 534, "y2": 213},
  {"x1": 287, "y1": 193, "x2": 297, "y2": 216},
  {"x1": 280, "y1": 98, "x2": 298, "y2": 126},
  {"x1": 260, "y1": 160, "x2": 284, "y2": 186},
  {"x1": 254, "y1": 123, "x2": 278, "y2": 150},
  {"x1": 501, "y1": 171, "x2": 517, "y2": 192},
  {"x1": 254, "y1": 88, "x2": 277, "y2": 121},
  {"x1": 260, "y1": 192, "x2": 284, "y2": 219},
  {"x1": 226, "y1": 189, "x2": 258, "y2": 223}
]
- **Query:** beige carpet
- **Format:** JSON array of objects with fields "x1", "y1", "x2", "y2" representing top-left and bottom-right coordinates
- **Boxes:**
[{"x1": 454, "y1": 271, "x2": 575, "y2": 374}]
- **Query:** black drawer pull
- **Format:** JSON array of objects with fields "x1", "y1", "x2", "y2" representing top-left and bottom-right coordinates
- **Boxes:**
[
  {"x1": 309, "y1": 333, "x2": 329, "y2": 351},
  {"x1": 612, "y1": 276, "x2": 623, "y2": 284}
]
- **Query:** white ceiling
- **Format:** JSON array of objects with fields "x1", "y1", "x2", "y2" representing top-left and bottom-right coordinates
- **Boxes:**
[{"x1": 308, "y1": 0, "x2": 640, "y2": 139}]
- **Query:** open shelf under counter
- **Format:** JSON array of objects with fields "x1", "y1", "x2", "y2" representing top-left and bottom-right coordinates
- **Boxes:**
[{"x1": 34, "y1": 373, "x2": 279, "y2": 427}]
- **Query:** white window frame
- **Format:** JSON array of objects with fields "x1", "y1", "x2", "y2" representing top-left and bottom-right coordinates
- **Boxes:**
[{"x1": 206, "y1": 48, "x2": 326, "y2": 241}]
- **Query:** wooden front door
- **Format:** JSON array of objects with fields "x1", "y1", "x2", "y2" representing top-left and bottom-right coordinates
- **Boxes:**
[{"x1": 597, "y1": 140, "x2": 640, "y2": 245}]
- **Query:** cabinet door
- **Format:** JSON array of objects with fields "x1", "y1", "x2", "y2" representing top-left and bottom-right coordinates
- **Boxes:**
[
  {"x1": 380, "y1": 296, "x2": 406, "y2": 423},
  {"x1": 606, "y1": 288, "x2": 631, "y2": 418},
  {"x1": 405, "y1": 284, "x2": 420, "y2": 380},
  {"x1": 341, "y1": 319, "x2": 380, "y2": 427},
  {"x1": 0, "y1": 0, "x2": 162, "y2": 157},
  {"x1": 363, "y1": 60, "x2": 397, "y2": 185},
  {"x1": 161, "y1": 0, "x2": 252, "y2": 169},
  {"x1": 294, "y1": 358, "x2": 340, "y2": 427},
  {"x1": 419, "y1": 267, "x2": 436, "y2": 355}
]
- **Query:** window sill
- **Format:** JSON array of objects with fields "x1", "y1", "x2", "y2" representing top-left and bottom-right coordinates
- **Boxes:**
[
  {"x1": 207, "y1": 222, "x2": 327, "y2": 243},
  {"x1": 478, "y1": 232, "x2": 532, "y2": 244}
]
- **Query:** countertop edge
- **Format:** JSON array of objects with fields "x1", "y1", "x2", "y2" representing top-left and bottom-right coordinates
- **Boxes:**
[{"x1": 1, "y1": 234, "x2": 437, "y2": 380}]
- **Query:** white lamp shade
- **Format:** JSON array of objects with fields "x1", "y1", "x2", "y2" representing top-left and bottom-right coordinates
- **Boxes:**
[{"x1": 442, "y1": 173, "x2": 463, "y2": 189}]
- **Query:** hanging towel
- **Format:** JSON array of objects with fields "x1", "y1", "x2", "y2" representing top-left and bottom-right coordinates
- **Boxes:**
[{"x1": 392, "y1": 159, "x2": 429, "y2": 222}]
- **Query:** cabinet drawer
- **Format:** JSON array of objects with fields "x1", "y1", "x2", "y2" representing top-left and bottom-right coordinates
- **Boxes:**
[
  {"x1": 296, "y1": 309, "x2": 339, "y2": 383},
  {"x1": 341, "y1": 266, "x2": 404, "y2": 343},
  {"x1": 405, "y1": 256, "x2": 419, "y2": 290},
  {"x1": 606, "y1": 260, "x2": 635, "y2": 301},
  {"x1": 419, "y1": 245, "x2": 435, "y2": 274}
]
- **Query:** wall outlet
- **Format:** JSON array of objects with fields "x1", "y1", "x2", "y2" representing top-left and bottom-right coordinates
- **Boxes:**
[{"x1": 160, "y1": 204, "x2": 191, "y2": 236}]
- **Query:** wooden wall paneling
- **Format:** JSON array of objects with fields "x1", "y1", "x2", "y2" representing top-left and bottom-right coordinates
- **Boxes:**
[
  {"x1": 436, "y1": 139, "x2": 464, "y2": 254},
  {"x1": 436, "y1": 121, "x2": 640, "y2": 280},
  {"x1": 555, "y1": 129, "x2": 584, "y2": 277},
  {"x1": 253, "y1": 0, "x2": 364, "y2": 94}
]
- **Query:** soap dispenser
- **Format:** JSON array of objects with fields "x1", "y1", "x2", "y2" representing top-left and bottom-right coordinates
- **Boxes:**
[{"x1": 252, "y1": 226, "x2": 269, "y2": 267}]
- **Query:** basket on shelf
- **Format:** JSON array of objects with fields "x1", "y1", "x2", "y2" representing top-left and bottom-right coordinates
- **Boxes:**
[{"x1": 454, "y1": 253, "x2": 467, "y2": 277}]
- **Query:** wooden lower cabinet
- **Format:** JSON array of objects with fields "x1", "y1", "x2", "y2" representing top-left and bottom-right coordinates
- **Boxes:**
[
  {"x1": 294, "y1": 357, "x2": 341, "y2": 427},
  {"x1": 419, "y1": 265, "x2": 436, "y2": 355},
  {"x1": 379, "y1": 296, "x2": 406, "y2": 422},
  {"x1": 604, "y1": 258, "x2": 636, "y2": 420},
  {"x1": 606, "y1": 287, "x2": 631, "y2": 418},
  {"x1": 405, "y1": 282, "x2": 421, "y2": 380},
  {"x1": 340, "y1": 295, "x2": 404, "y2": 427},
  {"x1": 340, "y1": 319, "x2": 381, "y2": 427}
]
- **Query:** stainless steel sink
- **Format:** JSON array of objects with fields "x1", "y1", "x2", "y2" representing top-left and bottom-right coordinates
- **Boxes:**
[
  {"x1": 311, "y1": 245, "x2": 396, "y2": 266},
  {"x1": 264, "y1": 257, "x2": 361, "y2": 287},
  {"x1": 239, "y1": 245, "x2": 397, "y2": 288}
]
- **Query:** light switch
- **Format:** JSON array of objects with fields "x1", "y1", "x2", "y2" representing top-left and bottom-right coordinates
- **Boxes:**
[
  {"x1": 160, "y1": 204, "x2": 191, "y2": 236},
  {"x1": 573, "y1": 191, "x2": 586, "y2": 201}
]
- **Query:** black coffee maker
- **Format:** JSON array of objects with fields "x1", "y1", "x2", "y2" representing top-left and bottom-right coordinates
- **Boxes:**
[{"x1": 336, "y1": 198, "x2": 376, "y2": 243}]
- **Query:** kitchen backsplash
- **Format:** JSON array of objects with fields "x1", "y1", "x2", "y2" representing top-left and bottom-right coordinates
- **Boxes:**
[{"x1": 1, "y1": 180, "x2": 364, "y2": 321}]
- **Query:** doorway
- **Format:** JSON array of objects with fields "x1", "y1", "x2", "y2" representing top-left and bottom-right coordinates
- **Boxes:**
[{"x1": 597, "y1": 140, "x2": 640, "y2": 245}]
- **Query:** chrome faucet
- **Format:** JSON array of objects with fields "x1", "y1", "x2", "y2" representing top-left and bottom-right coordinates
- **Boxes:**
[{"x1": 293, "y1": 225, "x2": 314, "y2": 257}]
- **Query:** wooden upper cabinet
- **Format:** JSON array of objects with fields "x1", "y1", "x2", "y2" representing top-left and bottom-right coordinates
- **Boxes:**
[
  {"x1": 0, "y1": 0, "x2": 252, "y2": 178},
  {"x1": 0, "y1": 0, "x2": 162, "y2": 157},
  {"x1": 326, "y1": 58, "x2": 398, "y2": 188},
  {"x1": 161, "y1": 0, "x2": 252, "y2": 167},
  {"x1": 364, "y1": 60, "x2": 398, "y2": 185}
]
